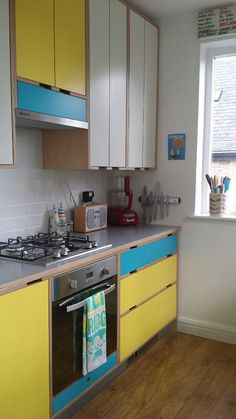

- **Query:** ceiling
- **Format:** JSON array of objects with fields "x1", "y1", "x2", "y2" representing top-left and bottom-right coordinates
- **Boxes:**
[{"x1": 127, "y1": 0, "x2": 232, "y2": 21}]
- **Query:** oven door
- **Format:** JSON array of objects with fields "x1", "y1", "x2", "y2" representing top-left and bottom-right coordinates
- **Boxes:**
[{"x1": 52, "y1": 275, "x2": 117, "y2": 398}]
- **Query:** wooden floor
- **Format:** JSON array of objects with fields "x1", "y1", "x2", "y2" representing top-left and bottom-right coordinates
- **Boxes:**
[{"x1": 73, "y1": 330, "x2": 236, "y2": 419}]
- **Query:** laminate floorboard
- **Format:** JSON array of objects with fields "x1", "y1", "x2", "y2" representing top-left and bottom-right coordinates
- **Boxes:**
[{"x1": 73, "y1": 330, "x2": 236, "y2": 419}]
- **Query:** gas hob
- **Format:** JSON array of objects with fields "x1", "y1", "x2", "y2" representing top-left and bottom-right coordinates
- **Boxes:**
[{"x1": 0, "y1": 233, "x2": 112, "y2": 267}]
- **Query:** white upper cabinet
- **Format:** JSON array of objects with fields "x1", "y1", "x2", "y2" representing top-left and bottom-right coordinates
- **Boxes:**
[
  {"x1": 89, "y1": 0, "x2": 110, "y2": 167},
  {"x1": 143, "y1": 21, "x2": 158, "y2": 168},
  {"x1": 128, "y1": 11, "x2": 145, "y2": 168},
  {"x1": 128, "y1": 11, "x2": 158, "y2": 169},
  {"x1": 0, "y1": 0, "x2": 14, "y2": 166},
  {"x1": 109, "y1": 0, "x2": 127, "y2": 168},
  {"x1": 89, "y1": 0, "x2": 127, "y2": 168}
]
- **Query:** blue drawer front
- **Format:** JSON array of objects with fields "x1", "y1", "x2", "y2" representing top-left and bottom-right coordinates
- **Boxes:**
[
  {"x1": 120, "y1": 234, "x2": 177, "y2": 276},
  {"x1": 53, "y1": 352, "x2": 117, "y2": 414},
  {"x1": 17, "y1": 81, "x2": 87, "y2": 121}
]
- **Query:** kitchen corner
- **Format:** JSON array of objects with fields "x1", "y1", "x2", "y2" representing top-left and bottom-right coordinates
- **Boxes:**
[
  {"x1": 0, "y1": 223, "x2": 179, "y2": 418},
  {"x1": 2, "y1": 0, "x2": 236, "y2": 417}
]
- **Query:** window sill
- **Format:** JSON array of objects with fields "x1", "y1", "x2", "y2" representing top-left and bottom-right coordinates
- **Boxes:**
[{"x1": 188, "y1": 214, "x2": 236, "y2": 222}]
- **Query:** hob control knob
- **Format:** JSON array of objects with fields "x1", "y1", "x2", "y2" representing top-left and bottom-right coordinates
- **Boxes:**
[
  {"x1": 69, "y1": 279, "x2": 78, "y2": 289},
  {"x1": 101, "y1": 267, "x2": 109, "y2": 276}
]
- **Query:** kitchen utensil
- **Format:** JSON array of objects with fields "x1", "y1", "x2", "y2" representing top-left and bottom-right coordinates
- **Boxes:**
[
  {"x1": 148, "y1": 192, "x2": 154, "y2": 223},
  {"x1": 205, "y1": 174, "x2": 212, "y2": 191},
  {"x1": 160, "y1": 191, "x2": 164, "y2": 219},
  {"x1": 153, "y1": 182, "x2": 160, "y2": 221},
  {"x1": 142, "y1": 186, "x2": 148, "y2": 223},
  {"x1": 166, "y1": 195, "x2": 169, "y2": 217},
  {"x1": 66, "y1": 182, "x2": 77, "y2": 207}
]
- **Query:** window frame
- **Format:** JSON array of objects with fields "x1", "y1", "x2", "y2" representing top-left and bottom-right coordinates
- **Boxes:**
[{"x1": 195, "y1": 38, "x2": 236, "y2": 215}]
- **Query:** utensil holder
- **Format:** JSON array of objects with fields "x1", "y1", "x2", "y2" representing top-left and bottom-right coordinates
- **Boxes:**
[{"x1": 209, "y1": 193, "x2": 227, "y2": 216}]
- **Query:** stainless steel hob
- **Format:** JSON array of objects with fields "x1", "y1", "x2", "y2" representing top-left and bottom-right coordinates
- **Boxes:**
[{"x1": 0, "y1": 232, "x2": 112, "y2": 266}]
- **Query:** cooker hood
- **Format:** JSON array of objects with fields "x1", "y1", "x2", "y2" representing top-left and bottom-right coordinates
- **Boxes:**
[
  {"x1": 16, "y1": 109, "x2": 88, "y2": 130},
  {"x1": 16, "y1": 80, "x2": 88, "y2": 130}
]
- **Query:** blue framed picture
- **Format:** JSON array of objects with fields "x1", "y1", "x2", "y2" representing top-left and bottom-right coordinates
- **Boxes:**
[{"x1": 168, "y1": 133, "x2": 186, "y2": 160}]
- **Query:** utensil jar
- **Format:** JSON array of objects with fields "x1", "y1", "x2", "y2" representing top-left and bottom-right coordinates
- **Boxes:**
[{"x1": 209, "y1": 193, "x2": 227, "y2": 216}]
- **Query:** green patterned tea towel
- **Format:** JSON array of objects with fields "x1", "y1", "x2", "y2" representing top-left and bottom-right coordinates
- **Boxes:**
[{"x1": 83, "y1": 290, "x2": 107, "y2": 375}]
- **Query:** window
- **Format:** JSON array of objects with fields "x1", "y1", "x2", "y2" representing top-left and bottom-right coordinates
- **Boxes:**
[{"x1": 196, "y1": 39, "x2": 236, "y2": 216}]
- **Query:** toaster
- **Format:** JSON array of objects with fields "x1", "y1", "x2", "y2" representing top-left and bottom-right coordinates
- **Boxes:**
[{"x1": 74, "y1": 204, "x2": 107, "y2": 233}]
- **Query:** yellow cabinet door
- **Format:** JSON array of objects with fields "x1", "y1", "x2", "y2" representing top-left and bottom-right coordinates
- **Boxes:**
[
  {"x1": 0, "y1": 281, "x2": 50, "y2": 419},
  {"x1": 15, "y1": 0, "x2": 54, "y2": 85},
  {"x1": 120, "y1": 284, "x2": 176, "y2": 362},
  {"x1": 55, "y1": 0, "x2": 86, "y2": 95},
  {"x1": 120, "y1": 255, "x2": 177, "y2": 314}
]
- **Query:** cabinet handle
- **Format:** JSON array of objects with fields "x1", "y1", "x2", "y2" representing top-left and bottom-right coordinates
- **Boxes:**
[
  {"x1": 130, "y1": 270, "x2": 137, "y2": 275},
  {"x1": 166, "y1": 283, "x2": 172, "y2": 289},
  {"x1": 129, "y1": 305, "x2": 137, "y2": 311},
  {"x1": 27, "y1": 278, "x2": 42, "y2": 286}
]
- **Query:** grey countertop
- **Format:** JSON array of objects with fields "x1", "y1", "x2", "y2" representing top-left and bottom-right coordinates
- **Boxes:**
[
  {"x1": 0, "y1": 224, "x2": 179, "y2": 292},
  {"x1": 88, "y1": 224, "x2": 178, "y2": 248},
  {"x1": 0, "y1": 259, "x2": 45, "y2": 286}
]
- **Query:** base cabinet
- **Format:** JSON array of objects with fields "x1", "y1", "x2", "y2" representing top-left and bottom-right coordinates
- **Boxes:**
[
  {"x1": 119, "y1": 234, "x2": 177, "y2": 362},
  {"x1": 0, "y1": 281, "x2": 50, "y2": 419},
  {"x1": 120, "y1": 284, "x2": 176, "y2": 362},
  {"x1": 120, "y1": 255, "x2": 177, "y2": 315}
]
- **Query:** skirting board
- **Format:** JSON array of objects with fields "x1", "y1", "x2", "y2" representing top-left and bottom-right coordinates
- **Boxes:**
[{"x1": 178, "y1": 316, "x2": 236, "y2": 345}]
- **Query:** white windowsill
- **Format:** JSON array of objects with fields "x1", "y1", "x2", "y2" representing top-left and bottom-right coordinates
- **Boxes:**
[{"x1": 188, "y1": 214, "x2": 236, "y2": 222}]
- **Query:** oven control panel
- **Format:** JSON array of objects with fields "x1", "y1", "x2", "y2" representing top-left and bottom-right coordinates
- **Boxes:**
[{"x1": 51, "y1": 256, "x2": 117, "y2": 302}]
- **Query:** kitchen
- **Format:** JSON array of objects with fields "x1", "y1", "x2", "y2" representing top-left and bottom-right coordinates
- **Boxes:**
[{"x1": 1, "y1": 0, "x2": 236, "y2": 418}]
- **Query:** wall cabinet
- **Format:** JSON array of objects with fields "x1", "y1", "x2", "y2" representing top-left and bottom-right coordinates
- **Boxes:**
[
  {"x1": 43, "y1": 0, "x2": 127, "y2": 169},
  {"x1": 89, "y1": 0, "x2": 127, "y2": 167},
  {"x1": 54, "y1": 0, "x2": 86, "y2": 95},
  {"x1": 128, "y1": 10, "x2": 158, "y2": 168},
  {"x1": 15, "y1": 0, "x2": 86, "y2": 95},
  {"x1": 15, "y1": 0, "x2": 54, "y2": 87},
  {"x1": 42, "y1": 1, "x2": 158, "y2": 170},
  {"x1": 119, "y1": 235, "x2": 177, "y2": 362},
  {"x1": 0, "y1": 0, "x2": 14, "y2": 166},
  {"x1": 0, "y1": 280, "x2": 50, "y2": 419}
]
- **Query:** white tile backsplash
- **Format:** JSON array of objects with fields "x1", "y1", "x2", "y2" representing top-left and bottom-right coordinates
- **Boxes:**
[{"x1": 0, "y1": 128, "x2": 111, "y2": 241}]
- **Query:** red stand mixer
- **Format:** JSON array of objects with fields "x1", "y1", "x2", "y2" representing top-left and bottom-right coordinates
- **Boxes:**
[{"x1": 108, "y1": 176, "x2": 139, "y2": 226}]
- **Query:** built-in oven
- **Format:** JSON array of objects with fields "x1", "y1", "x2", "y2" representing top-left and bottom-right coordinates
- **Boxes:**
[{"x1": 51, "y1": 256, "x2": 117, "y2": 414}]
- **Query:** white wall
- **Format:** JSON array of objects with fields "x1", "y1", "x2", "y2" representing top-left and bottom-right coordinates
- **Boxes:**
[
  {"x1": 0, "y1": 128, "x2": 111, "y2": 241},
  {"x1": 131, "y1": 12, "x2": 236, "y2": 344}
]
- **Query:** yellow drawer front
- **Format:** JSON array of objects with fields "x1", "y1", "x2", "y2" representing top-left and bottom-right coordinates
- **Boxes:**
[
  {"x1": 120, "y1": 255, "x2": 177, "y2": 314},
  {"x1": 0, "y1": 281, "x2": 50, "y2": 419},
  {"x1": 55, "y1": 0, "x2": 86, "y2": 94},
  {"x1": 16, "y1": 0, "x2": 54, "y2": 85},
  {"x1": 120, "y1": 284, "x2": 176, "y2": 362}
]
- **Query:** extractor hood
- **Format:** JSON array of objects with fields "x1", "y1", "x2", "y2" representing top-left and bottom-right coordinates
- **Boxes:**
[
  {"x1": 16, "y1": 80, "x2": 88, "y2": 130},
  {"x1": 16, "y1": 109, "x2": 88, "y2": 130}
]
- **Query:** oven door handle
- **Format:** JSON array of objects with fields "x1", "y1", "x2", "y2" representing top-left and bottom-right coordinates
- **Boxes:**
[
  {"x1": 66, "y1": 284, "x2": 116, "y2": 313},
  {"x1": 58, "y1": 295, "x2": 75, "y2": 307}
]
